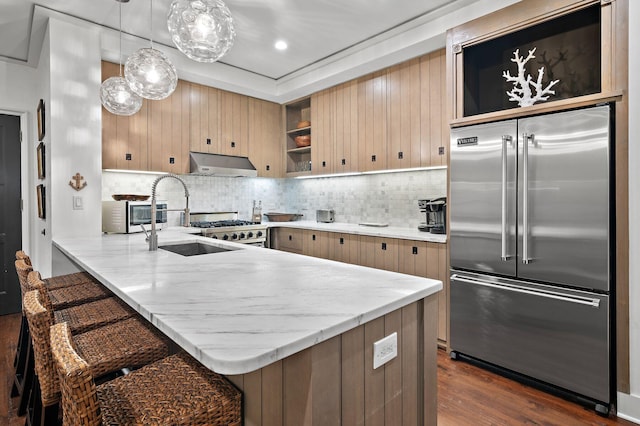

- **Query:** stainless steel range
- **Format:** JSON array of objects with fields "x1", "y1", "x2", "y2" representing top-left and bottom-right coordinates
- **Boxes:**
[{"x1": 187, "y1": 212, "x2": 267, "y2": 246}]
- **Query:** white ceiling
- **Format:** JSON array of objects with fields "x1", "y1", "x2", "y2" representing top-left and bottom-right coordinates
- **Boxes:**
[{"x1": 0, "y1": 0, "x2": 519, "y2": 102}]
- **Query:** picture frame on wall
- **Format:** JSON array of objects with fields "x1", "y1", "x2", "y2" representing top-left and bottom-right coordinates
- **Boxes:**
[
  {"x1": 37, "y1": 99, "x2": 45, "y2": 141},
  {"x1": 37, "y1": 142, "x2": 45, "y2": 179},
  {"x1": 37, "y1": 184, "x2": 46, "y2": 219}
]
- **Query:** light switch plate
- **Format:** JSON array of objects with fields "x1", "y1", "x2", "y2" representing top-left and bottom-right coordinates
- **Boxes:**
[
  {"x1": 373, "y1": 332, "x2": 397, "y2": 369},
  {"x1": 73, "y1": 196, "x2": 83, "y2": 210}
]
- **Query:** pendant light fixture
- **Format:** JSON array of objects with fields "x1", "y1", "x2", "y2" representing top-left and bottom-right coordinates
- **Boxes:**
[
  {"x1": 100, "y1": 0, "x2": 143, "y2": 116},
  {"x1": 125, "y1": 0, "x2": 178, "y2": 100},
  {"x1": 167, "y1": 0, "x2": 235, "y2": 63}
]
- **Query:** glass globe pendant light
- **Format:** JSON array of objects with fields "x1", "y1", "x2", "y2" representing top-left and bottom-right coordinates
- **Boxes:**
[
  {"x1": 100, "y1": 0, "x2": 142, "y2": 116},
  {"x1": 167, "y1": 0, "x2": 235, "y2": 63},
  {"x1": 125, "y1": 0, "x2": 178, "y2": 100}
]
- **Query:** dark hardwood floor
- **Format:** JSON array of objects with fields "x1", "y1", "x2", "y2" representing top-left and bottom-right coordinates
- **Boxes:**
[{"x1": 1, "y1": 312, "x2": 635, "y2": 425}]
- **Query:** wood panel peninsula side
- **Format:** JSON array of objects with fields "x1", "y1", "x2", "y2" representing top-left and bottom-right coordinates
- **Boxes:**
[{"x1": 52, "y1": 230, "x2": 442, "y2": 426}]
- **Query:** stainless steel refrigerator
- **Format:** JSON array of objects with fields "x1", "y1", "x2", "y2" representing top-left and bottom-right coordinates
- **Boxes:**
[{"x1": 449, "y1": 105, "x2": 612, "y2": 413}]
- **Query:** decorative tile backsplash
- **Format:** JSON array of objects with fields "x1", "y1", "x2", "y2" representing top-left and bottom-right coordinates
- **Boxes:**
[{"x1": 102, "y1": 168, "x2": 446, "y2": 228}]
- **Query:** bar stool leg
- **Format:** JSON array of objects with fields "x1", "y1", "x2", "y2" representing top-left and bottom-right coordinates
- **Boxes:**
[
  {"x1": 17, "y1": 341, "x2": 35, "y2": 417},
  {"x1": 12, "y1": 315, "x2": 30, "y2": 397}
]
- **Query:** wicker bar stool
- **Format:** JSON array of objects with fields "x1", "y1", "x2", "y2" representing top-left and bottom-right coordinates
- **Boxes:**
[
  {"x1": 13, "y1": 257, "x2": 118, "y2": 415},
  {"x1": 23, "y1": 290, "x2": 172, "y2": 426},
  {"x1": 51, "y1": 321, "x2": 242, "y2": 426},
  {"x1": 27, "y1": 269, "x2": 112, "y2": 311}
]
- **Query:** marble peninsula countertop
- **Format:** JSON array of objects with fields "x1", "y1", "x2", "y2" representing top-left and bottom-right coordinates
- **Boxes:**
[
  {"x1": 53, "y1": 229, "x2": 442, "y2": 375},
  {"x1": 264, "y1": 220, "x2": 447, "y2": 243}
]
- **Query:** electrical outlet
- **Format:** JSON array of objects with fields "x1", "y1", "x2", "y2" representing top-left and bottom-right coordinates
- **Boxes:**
[{"x1": 373, "y1": 332, "x2": 397, "y2": 369}]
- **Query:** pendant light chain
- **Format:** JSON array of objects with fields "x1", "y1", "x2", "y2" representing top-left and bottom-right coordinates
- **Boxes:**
[
  {"x1": 149, "y1": 0, "x2": 154, "y2": 49},
  {"x1": 118, "y1": 0, "x2": 123, "y2": 76}
]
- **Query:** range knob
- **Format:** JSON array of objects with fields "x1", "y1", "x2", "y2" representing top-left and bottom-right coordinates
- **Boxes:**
[
  {"x1": 247, "y1": 231, "x2": 254, "y2": 238},
  {"x1": 222, "y1": 234, "x2": 229, "y2": 240},
  {"x1": 231, "y1": 233, "x2": 238, "y2": 240},
  {"x1": 257, "y1": 231, "x2": 263, "y2": 237},
  {"x1": 239, "y1": 232, "x2": 246, "y2": 239},
  {"x1": 211, "y1": 235, "x2": 219, "y2": 239}
]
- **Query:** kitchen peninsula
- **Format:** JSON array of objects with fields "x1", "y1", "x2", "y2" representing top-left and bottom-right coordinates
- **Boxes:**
[{"x1": 53, "y1": 230, "x2": 442, "y2": 425}]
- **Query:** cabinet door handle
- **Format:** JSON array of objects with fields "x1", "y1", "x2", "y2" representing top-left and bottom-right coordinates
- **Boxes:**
[
  {"x1": 339, "y1": 237, "x2": 344, "y2": 245},
  {"x1": 288, "y1": 235, "x2": 292, "y2": 241},
  {"x1": 231, "y1": 141, "x2": 236, "y2": 148},
  {"x1": 398, "y1": 151, "x2": 403, "y2": 159},
  {"x1": 341, "y1": 158, "x2": 346, "y2": 165},
  {"x1": 266, "y1": 165, "x2": 270, "y2": 171},
  {"x1": 322, "y1": 161, "x2": 326, "y2": 167},
  {"x1": 381, "y1": 242, "x2": 387, "y2": 250},
  {"x1": 371, "y1": 155, "x2": 377, "y2": 162},
  {"x1": 169, "y1": 157, "x2": 175, "y2": 164},
  {"x1": 312, "y1": 234, "x2": 316, "y2": 241},
  {"x1": 206, "y1": 138, "x2": 212, "y2": 145},
  {"x1": 125, "y1": 153, "x2": 132, "y2": 161},
  {"x1": 412, "y1": 246, "x2": 418, "y2": 255}
]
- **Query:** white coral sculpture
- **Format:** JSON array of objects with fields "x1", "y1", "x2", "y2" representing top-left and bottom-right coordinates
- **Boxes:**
[{"x1": 502, "y1": 47, "x2": 560, "y2": 107}]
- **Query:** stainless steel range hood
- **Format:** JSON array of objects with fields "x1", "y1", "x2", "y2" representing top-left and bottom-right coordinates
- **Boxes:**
[{"x1": 189, "y1": 152, "x2": 257, "y2": 177}]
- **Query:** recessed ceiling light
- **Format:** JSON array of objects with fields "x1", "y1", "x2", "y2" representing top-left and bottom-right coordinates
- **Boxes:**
[{"x1": 275, "y1": 40, "x2": 288, "y2": 50}]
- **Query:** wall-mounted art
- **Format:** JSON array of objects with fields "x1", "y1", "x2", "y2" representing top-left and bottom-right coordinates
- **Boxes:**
[
  {"x1": 37, "y1": 142, "x2": 45, "y2": 179},
  {"x1": 36, "y1": 184, "x2": 46, "y2": 219},
  {"x1": 37, "y1": 99, "x2": 45, "y2": 141}
]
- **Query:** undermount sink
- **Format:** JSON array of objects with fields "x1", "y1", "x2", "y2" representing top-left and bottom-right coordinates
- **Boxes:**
[{"x1": 159, "y1": 242, "x2": 236, "y2": 257}]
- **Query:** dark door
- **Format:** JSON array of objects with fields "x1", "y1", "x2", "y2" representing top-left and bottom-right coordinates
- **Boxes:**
[{"x1": 0, "y1": 114, "x2": 22, "y2": 315}]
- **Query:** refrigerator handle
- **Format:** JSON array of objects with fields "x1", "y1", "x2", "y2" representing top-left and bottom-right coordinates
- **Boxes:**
[
  {"x1": 522, "y1": 133, "x2": 532, "y2": 264},
  {"x1": 501, "y1": 135, "x2": 512, "y2": 261},
  {"x1": 450, "y1": 274, "x2": 601, "y2": 308}
]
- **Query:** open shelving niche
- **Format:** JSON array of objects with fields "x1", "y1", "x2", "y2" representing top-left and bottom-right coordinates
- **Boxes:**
[{"x1": 285, "y1": 98, "x2": 312, "y2": 175}]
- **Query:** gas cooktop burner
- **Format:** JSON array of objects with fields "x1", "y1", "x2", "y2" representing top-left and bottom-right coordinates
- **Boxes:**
[{"x1": 191, "y1": 220, "x2": 255, "y2": 228}]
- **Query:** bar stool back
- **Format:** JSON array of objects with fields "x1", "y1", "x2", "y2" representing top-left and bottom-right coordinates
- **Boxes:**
[
  {"x1": 23, "y1": 290, "x2": 171, "y2": 426},
  {"x1": 51, "y1": 322, "x2": 242, "y2": 426}
]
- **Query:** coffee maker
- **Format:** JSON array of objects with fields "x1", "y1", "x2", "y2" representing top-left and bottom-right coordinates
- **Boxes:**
[{"x1": 418, "y1": 197, "x2": 446, "y2": 234}]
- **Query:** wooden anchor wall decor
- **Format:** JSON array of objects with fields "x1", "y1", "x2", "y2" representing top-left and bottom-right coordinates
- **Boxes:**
[{"x1": 69, "y1": 173, "x2": 87, "y2": 191}]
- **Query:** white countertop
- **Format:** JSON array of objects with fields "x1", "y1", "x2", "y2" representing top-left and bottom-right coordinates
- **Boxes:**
[
  {"x1": 265, "y1": 220, "x2": 447, "y2": 243},
  {"x1": 53, "y1": 229, "x2": 442, "y2": 375}
]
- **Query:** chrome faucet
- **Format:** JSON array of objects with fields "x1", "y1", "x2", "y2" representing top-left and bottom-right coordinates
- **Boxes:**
[{"x1": 149, "y1": 173, "x2": 190, "y2": 251}]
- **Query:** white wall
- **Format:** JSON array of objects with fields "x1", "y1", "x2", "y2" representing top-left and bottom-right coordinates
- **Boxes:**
[
  {"x1": 617, "y1": 0, "x2": 640, "y2": 422},
  {"x1": 48, "y1": 18, "x2": 102, "y2": 240},
  {"x1": 0, "y1": 60, "x2": 38, "y2": 262}
]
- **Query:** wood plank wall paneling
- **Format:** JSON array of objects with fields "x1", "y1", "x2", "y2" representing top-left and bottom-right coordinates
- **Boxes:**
[
  {"x1": 227, "y1": 298, "x2": 437, "y2": 426},
  {"x1": 342, "y1": 326, "x2": 365, "y2": 424}
]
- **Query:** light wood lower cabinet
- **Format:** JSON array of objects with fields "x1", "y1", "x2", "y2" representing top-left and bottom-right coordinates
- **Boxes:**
[
  {"x1": 270, "y1": 228, "x2": 304, "y2": 254},
  {"x1": 398, "y1": 240, "x2": 448, "y2": 345},
  {"x1": 303, "y1": 230, "x2": 331, "y2": 258},
  {"x1": 271, "y1": 228, "x2": 448, "y2": 344},
  {"x1": 329, "y1": 233, "x2": 360, "y2": 265}
]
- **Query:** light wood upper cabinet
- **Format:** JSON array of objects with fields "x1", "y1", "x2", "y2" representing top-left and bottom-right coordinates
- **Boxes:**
[
  {"x1": 357, "y1": 71, "x2": 388, "y2": 172},
  {"x1": 148, "y1": 80, "x2": 190, "y2": 174},
  {"x1": 248, "y1": 97, "x2": 283, "y2": 177},
  {"x1": 102, "y1": 61, "x2": 150, "y2": 171},
  {"x1": 189, "y1": 82, "x2": 219, "y2": 154},
  {"x1": 420, "y1": 49, "x2": 448, "y2": 167},
  {"x1": 388, "y1": 58, "x2": 421, "y2": 169},
  {"x1": 333, "y1": 80, "x2": 359, "y2": 173},
  {"x1": 311, "y1": 88, "x2": 335, "y2": 174},
  {"x1": 219, "y1": 91, "x2": 249, "y2": 157}
]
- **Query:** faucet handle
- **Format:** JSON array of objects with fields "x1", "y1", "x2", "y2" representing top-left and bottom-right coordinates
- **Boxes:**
[{"x1": 140, "y1": 224, "x2": 150, "y2": 241}]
